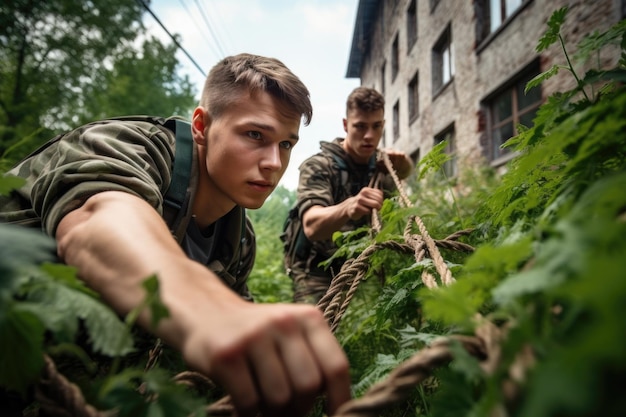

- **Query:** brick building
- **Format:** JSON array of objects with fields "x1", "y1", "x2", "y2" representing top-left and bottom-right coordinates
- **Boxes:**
[{"x1": 346, "y1": 0, "x2": 625, "y2": 174}]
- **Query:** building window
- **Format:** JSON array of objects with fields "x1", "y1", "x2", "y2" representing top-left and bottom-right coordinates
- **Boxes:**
[
  {"x1": 489, "y1": 0, "x2": 523, "y2": 33},
  {"x1": 391, "y1": 34, "x2": 399, "y2": 81},
  {"x1": 408, "y1": 72, "x2": 419, "y2": 122},
  {"x1": 381, "y1": 61, "x2": 386, "y2": 94},
  {"x1": 434, "y1": 124, "x2": 456, "y2": 178},
  {"x1": 477, "y1": 0, "x2": 530, "y2": 43},
  {"x1": 432, "y1": 25, "x2": 454, "y2": 94},
  {"x1": 393, "y1": 100, "x2": 400, "y2": 142},
  {"x1": 407, "y1": 0, "x2": 418, "y2": 51},
  {"x1": 485, "y1": 64, "x2": 542, "y2": 162}
]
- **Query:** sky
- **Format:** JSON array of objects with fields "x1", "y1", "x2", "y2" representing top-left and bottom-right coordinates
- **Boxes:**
[{"x1": 144, "y1": 0, "x2": 362, "y2": 190}]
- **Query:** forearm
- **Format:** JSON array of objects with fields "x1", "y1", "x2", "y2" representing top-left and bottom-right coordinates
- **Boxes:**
[
  {"x1": 55, "y1": 191, "x2": 241, "y2": 350},
  {"x1": 302, "y1": 203, "x2": 351, "y2": 241}
]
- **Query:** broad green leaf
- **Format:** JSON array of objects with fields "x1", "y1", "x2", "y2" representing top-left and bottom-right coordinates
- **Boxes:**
[
  {"x1": 536, "y1": 7, "x2": 568, "y2": 52},
  {"x1": 28, "y1": 281, "x2": 134, "y2": 356}
]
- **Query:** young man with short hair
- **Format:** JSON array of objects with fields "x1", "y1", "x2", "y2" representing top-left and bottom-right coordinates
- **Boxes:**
[
  {"x1": 1, "y1": 53, "x2": 350, "y2": 417},
  {"x1": 289, "y1": 86, "x2": 413, "y2": 304}
]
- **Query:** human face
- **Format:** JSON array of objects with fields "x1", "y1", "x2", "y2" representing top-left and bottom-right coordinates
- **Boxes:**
[
  {"x1": 342, "y1": 108, "x2": 385, "y2": 164},
  {"x1": 191, "y1": 90, "x2": 300, "y2": 221}
]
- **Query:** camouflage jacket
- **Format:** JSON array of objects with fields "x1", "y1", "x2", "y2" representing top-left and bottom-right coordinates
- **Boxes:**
[
  {"x1": 0, "y1": 116, "x2": 255, "y2": 299},
  {"x1": 293, "y1": 138, "x2": 395, "y2": 275}
]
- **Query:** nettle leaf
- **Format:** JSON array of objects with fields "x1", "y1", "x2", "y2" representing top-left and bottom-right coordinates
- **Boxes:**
[
  {"x1": 494, "y1": 172, "x2": 626, "y2": 306},
  {"x1": 536, "y1": 7, "x2": 568, "y2": 52},
  {"x1": 352, "y1": 350, "x2": 415, "y2": 396},
  {"x1": 525, "y1": 65, "x2": 560, "y2": 93},
  {"x1": 574, "y1": 19, "x2": 626, "y2": 64},
  {"x1": 28, "y1": 280, "x2": 134, "y2": 356},
  {"x1": 0, "y1": 306, "x2": 45, "y2": 395},
  {"x1": 40, "y1": 262, "x2": 98, "y2": 296},
  {"x1": 419, "y1": 279, "x2": 484, "y2": 328},
  {"x1": 417, "y1": 140, "x2": 451, "y2": 180}
]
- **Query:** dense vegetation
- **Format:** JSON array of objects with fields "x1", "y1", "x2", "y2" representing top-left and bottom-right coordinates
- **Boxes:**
[
  {"x1": 1, "y1": 6, "x2": 625, "y2": 417},
  {"x1": 0, "y1": 0, "x2": 197, "y2": 168}
]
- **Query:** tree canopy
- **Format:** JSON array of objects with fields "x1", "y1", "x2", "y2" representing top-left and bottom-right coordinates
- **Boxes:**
[{"x1": 0, "y1": 0, "x2": 197, "y2": 165}]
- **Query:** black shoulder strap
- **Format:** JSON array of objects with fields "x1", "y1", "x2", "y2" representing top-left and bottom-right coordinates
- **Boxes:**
[{"x1": 164, "y1": 119, "x2": 193, "y2": 212}]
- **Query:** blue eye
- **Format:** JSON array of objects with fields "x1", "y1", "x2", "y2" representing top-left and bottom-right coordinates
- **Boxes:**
[
  {"x1": 247, "y1": 131, "x2": 262, "y2": 140},
  {"x1": 280, "y1": 141, "x2": 294, "y2": 150}
]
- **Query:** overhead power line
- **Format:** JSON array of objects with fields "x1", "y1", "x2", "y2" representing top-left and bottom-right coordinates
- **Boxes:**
[
  {"x1": 192, "y1": 0, "x2": 226, "y2": 58},
  {"x1": 136, "y1": 0, "x2": 207, "y2": 77},
  {"x1": 176, "y1": 0, "x2": 222, "y2": 58}
]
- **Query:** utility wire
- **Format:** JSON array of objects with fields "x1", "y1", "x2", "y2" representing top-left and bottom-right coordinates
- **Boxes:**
[
  {"x1": 192, "y1": 0, "x2": 226, "y2": 58},
  {"x1": 177, "y1": 0, "x2": 221, "y2": 58},
  {"x1": 136, "y1": 0, "x2": 207, "y2": 77},
  {"x1": 204, "y1": 0, "x2": 234, "y2": 53}
]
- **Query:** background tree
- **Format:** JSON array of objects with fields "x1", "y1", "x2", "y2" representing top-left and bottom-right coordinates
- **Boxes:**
[
  {"x1": 247, "y1": 185, "x2": 295, "y2": 303},
  {"x1": 79, "y1": 36, "x2": 196, "y2": 122},
  {"x1": 0, "y1": 0, "x2": 197, "y2": 166}
]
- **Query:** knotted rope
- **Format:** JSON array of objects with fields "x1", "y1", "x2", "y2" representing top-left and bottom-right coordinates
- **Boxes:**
[{"x1": 318, "y1": 150, "x2": 473, "y2": 332}]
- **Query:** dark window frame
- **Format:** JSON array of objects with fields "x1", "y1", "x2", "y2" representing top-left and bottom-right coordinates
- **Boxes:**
[
  {"x1": 483, "y1": 60, "x2": 542, "y2": 164},
  {"x1": 391, "y1": 34, "x2": 400, "y2": 81},
  {"x1": 432, "y1": 24, "x2": 454, "y2": 96},
  {"x1": 476, "y1": 0, "x2": 533, "y2": 51},
  {"x1": 408, "y1": 71, "x2": 419, "y2": 123},
  {"x1": 434, "y1": 123, "x2": 457, "y2": 178},
  {"x1": 407, "y1": 0, "x2": 418, "y2": 51},
  {"x1": 393, "y1": 100, "x2": 400, "y2": 142}
]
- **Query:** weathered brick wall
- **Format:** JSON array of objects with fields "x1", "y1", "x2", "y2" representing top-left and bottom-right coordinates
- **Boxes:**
[{"x1": 356, "y1": 0, "x2": 623, "y2": 171}]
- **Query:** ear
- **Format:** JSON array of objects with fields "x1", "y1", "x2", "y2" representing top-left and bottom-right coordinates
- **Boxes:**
[
  {"x1": 342, "y1": 117, "x2": 348, "y2": 133},
  {"x1": 191, "y1": 106, "x2": 210, "y2": 145}
]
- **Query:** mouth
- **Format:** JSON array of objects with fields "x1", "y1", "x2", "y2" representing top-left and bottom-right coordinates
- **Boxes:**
[{"x1": 248, "y1": 180, "x2": 275, "y2": 192}]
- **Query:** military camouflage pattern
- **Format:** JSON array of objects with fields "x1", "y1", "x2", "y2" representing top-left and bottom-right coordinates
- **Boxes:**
[
  {"x1": 291, "y1": 138, "x2": 396, "y2": 304},
  {"x1": 0, "y1": 116, "x2": 255, "y2": 299}
]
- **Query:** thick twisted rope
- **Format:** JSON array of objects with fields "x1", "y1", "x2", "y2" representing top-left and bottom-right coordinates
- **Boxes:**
[
  {"x1": 35, "y1": 355, "x2": 112, "y2": 417},
  {"x1": 330, "y1": 319, "x2": 504, "y2": 417},
  {"x1": 317, "y1": 241, "x2": 412, "y2": 332}
]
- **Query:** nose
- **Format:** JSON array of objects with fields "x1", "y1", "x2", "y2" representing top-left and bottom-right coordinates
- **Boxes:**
[
  {"x1": 260, "y1": 144, "x2": 282, "y2": 171},
  {"x1": 364, "y1": 126, "x2": 376, "y2": 140}
]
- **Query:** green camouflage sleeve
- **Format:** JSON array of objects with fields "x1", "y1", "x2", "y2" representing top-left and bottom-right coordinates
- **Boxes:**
[
  {"x1": 295, "y1": 154, "x2": 335, "y2": 217},
  {"x1": 9, "y1": 119, "x2": 176, "y2": 237}
]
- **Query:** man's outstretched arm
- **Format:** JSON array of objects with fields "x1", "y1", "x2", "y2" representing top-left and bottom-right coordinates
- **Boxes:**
[{"x1": 56, "y1": 190, "x2": 351, "y2": 417}]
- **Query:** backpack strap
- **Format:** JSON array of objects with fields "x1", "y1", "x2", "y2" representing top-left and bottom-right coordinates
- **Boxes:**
[
  {"x1": 163, "y1": 119, "x2": 193, "y2": 241},
  {"x1": 164, "y1": 119, "x2": 193, "y2": 211}
]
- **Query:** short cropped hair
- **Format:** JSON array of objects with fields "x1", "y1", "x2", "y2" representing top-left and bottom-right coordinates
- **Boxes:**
[
  {"x1": 200, "y1": 53, "x2": 313, "y2": 126},
  {"x1": 346, "y1": 86, "x2": 385, "y2": 115}
]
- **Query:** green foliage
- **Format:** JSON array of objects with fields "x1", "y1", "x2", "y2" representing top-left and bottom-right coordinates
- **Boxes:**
[
  {"x1": 247, "y1": 185, "x2": 296, "y2": 303},
  {"x1": 1, "y1": 7, "x2": 625, "y2": 417},
  {"x1": 0, "y1": 0, "x2": 197, "y2": 166},
  {"x1": 0, "y1": 224, "x2": 135, "y2": 394},
  {"x1": 97, "y1": 368, "x2": 205, "y2": 417},
  {"x1": 323, "y1": 9, "x2": 626, "y2": 417},
  {"x1": 0, "y1": 221, "x2": 209, "y2": 414}
]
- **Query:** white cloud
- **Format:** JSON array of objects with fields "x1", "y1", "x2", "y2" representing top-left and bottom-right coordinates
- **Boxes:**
[{"x1": 145, "y1": 0, "x2": 360, "y2": 190}]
